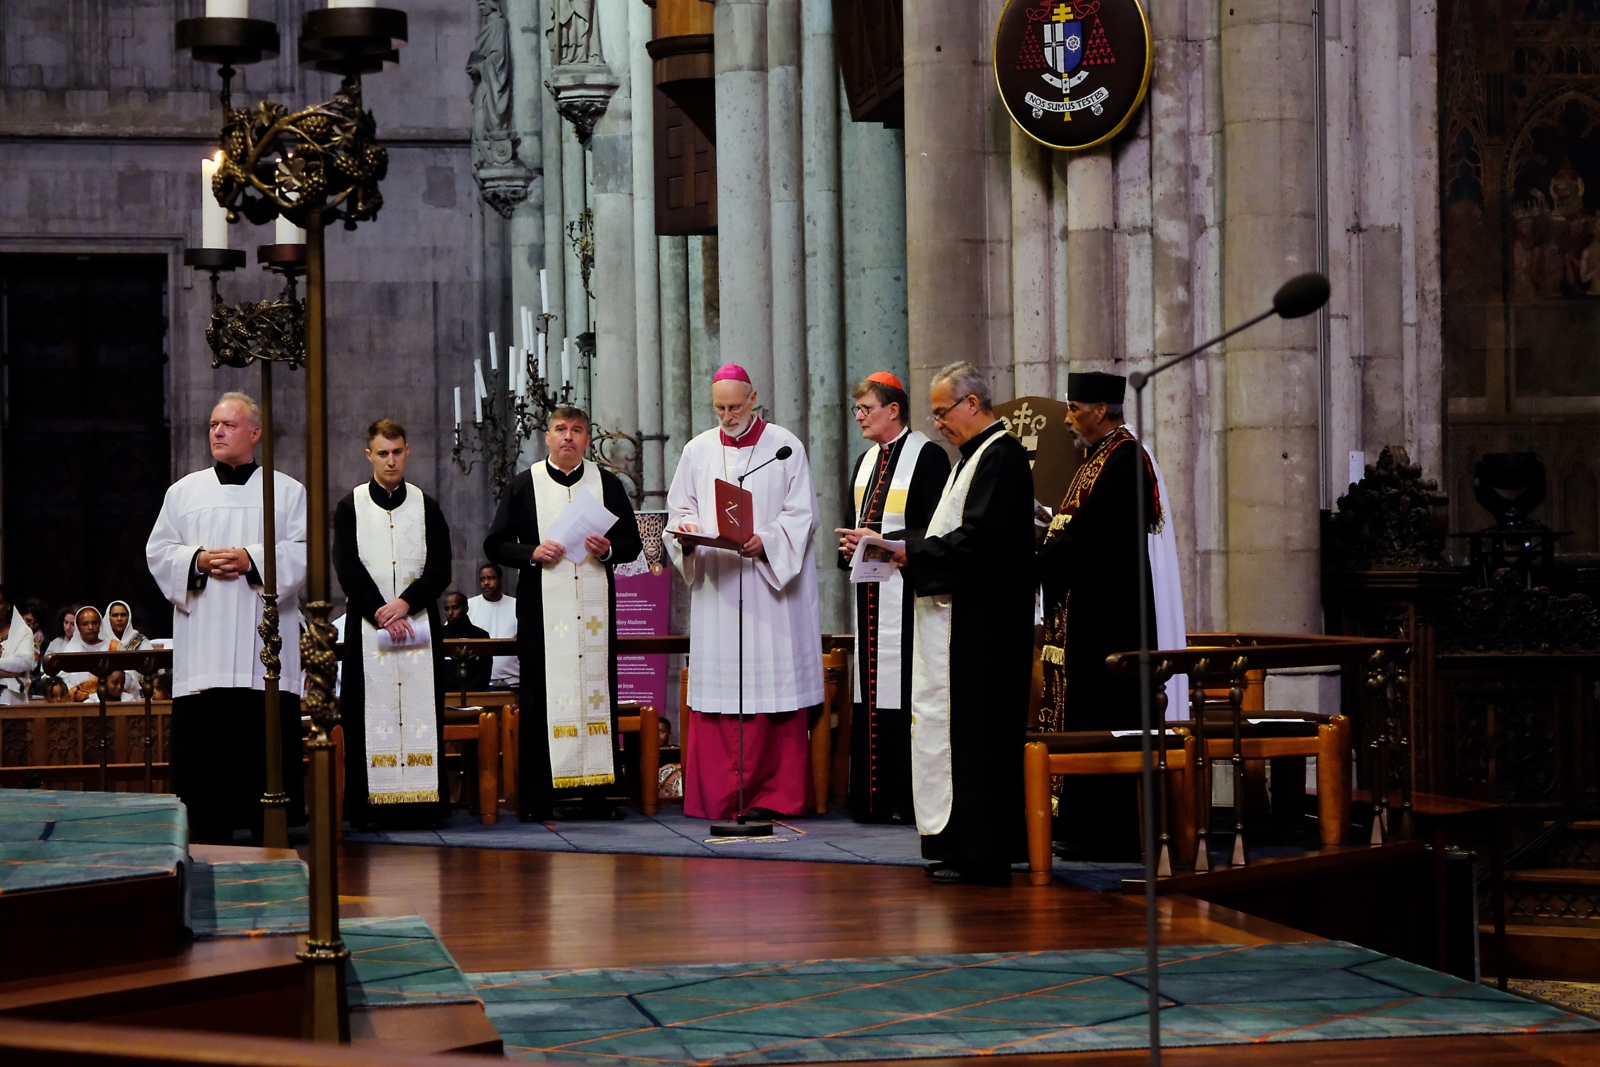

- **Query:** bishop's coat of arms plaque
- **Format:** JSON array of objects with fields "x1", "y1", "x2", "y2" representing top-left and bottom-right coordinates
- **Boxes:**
[{"x1": 994, "y1": 0, "x2": 1152, "y2": 151}]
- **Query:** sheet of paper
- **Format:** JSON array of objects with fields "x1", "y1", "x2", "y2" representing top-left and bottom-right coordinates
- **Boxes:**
[
  {"x1": 375, "y1": 614, "x2": 431, "y2": 651},
  {"x1": 543, "y1": 489, "x2": 619, "y2": 561},
  {"x1": 849, "y1": 534, "x2": 904, "y2": 584}
]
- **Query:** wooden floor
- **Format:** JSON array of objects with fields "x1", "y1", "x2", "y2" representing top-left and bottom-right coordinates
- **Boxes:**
[{"x1": 336, "y1": 842, "x2": 1600, "y2": 1066}]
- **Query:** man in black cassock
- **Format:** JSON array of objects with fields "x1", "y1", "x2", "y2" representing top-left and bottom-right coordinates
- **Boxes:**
[
  {"x1": 333, "y1": 418, "x2": 452, "y2": 827},
  {"x1": 1037, "y1": 371, "x2": 1159, "y2": 859},
  {"x1": 897, "y1": 362, "x2": 1035, "y2": 885},
  {"x1": 484, "y1": 406, "x2": 641, "y2": 821},
  {"x1": 441, "y1": 592, "x2": 492, "y2": 693},
  {"x1": 835, "y1": 371, "x2": 949, "y2": 824}
]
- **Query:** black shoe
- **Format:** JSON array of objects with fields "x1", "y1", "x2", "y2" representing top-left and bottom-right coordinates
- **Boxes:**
[
  {"x1": 519, "y1": 807, "x2": 552, "y2": 823},
  {"x1": 887, "y1": 812, "x2": 914, "y2": 826},
  {"x1": 923, "y1": 861, "x2": 947, "y2": 878},
  {"x1": 744, "y1": 807, "x2": 783, "y2": 821},
  {"x1": 930, "y1": 864, "x2": 1013, "y2": 887}
]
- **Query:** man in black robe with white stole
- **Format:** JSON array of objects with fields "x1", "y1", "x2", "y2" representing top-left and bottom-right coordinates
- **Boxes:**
[
  {"x1": 484, "y1": 407, "x2": 641, "y2": 821},
  {"x1": 333, "y1": 419, "x2": 452, "y2": 826},
  {"x1": 1037, "y1": 371, "x2": 1160, "y2": 860},
  {"x1": 899, "y1": 362, "x2": 1035, "y2": 885},
  {"x1": 836, "y1": 371, "x2": 949, "y2": 824}
]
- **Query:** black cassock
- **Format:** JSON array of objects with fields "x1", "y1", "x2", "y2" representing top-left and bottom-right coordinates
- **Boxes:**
[
  {"x1": 903, "y1": 423, "x2": 1035, "y2": 873},
  {"x1": 333, "y1": 480, "x2": 453, "y2": 826},
  {"x1": 838, "y1": 433, "x2": 949, "y2": 823},
  {"x1": 1037, "y1": 431, "x2": 1157, "y2": 859},
  {"x1": 484, "y1": 461, "x2": 641, "y2": 820}
]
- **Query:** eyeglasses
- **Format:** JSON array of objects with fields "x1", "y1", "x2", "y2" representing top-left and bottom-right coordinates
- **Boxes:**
[
  {"x1": 928, "y1": 394, "x2": 975, "y2": 425},
  {"x1": 851, "y1": 404, "x2": 881, "y2": 418}
]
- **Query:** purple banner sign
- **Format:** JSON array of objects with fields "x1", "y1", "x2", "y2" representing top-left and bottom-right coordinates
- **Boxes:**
[{"x1": 614, "y1": 512, "x2": 670, "y2": 721}]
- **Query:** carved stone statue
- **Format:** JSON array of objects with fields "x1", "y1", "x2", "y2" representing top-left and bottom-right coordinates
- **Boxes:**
[
  {"x1": 549, "y1": 0, "x2": 600, "y2": 67},
  {"x1": 468, "y1": 0, "x2": 515, "y2": 169},
  {"x1": 467, "y1": 0, "x2": 530, "y2": 218}
]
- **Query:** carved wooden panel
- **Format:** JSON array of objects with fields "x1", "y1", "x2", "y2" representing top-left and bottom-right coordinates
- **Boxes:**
[
  {"x1": 833, "y1": 0, "x2": 903, "y2": 125},
  {"x1": 654, "y1": 87, "x2": 717, "y2": 236}
]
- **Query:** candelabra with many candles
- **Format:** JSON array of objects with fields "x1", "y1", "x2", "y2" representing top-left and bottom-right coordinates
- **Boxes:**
[{"x1": 176, "y1": 0, "x2": 408, "y2": 1042}]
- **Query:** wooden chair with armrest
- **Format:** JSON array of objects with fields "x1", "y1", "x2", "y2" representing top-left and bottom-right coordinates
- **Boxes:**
[
  {"x1": 1104, "y1": 633, "x2": 1411, "y2": 870},
  {"x1": 1023, "y1": 654, "x2": 1198, "y2": 886}
]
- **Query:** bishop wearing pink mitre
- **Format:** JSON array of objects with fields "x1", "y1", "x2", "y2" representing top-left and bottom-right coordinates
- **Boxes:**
[{"x1": 664, "y1": 363, "x2": 824, "y2": 820}]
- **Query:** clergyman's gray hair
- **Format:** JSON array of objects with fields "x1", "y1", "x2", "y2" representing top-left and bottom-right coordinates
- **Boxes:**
[
  {"x1": 931, "y1": 361, "x2": 992, "y2": 411},
  {"x1": 216, "y1": 391, "x2": 262, "y2": 427},
  {"x1": 1104, "y1": 403, "x2": 1125, "y2": 421}
]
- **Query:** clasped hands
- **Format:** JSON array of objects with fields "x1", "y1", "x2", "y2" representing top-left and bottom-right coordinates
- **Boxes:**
[
  {"x1": 532, "y1": 534, "x2": 611, "y2": 566},
  {"x1": 197, "y1": 547, "x2": 253, "y2": 581},
  {"x1": 676, "y1": 522, "x2": 765, "y2": 560},
  {"x1": 375, "y1": 598, "x2": 414, "y2": 642}
]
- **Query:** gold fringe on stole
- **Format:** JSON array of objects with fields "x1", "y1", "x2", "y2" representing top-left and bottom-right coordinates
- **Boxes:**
[
  {"x1": 1041, "y1": 644, "x2": 1066, "y2": 666},
  {"x1": 368, "y1": 790, "x2": 441, "y2": 804},
  {"x1": 551, "y1": 773, "x2": 616, "y2": 788}
]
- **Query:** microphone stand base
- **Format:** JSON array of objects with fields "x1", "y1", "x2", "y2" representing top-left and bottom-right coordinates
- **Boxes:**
[{"x1": 711, "y1": 818, "x2": 774, "y2": 838}]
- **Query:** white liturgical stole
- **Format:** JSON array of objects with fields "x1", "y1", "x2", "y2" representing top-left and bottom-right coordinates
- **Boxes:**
[
  {"x1": 354, "y1": 483, "x2": 439, "y2": 805},
  {"x1": 850, "y1": 430, "x2": 931, "y2": 709},
  {"x1": 532, "y1": 462, "x2": 616, "y2": 788},
  {"x1": 909, "y1": 427, "x2": 1005, "y2": 837}
]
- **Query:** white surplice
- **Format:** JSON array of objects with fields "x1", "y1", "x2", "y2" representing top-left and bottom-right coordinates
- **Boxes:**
[
  {"x1": 466, "y1": 593, "x2": 519, "y2": 687},
  {"x1": 145, "y1": 468, "x2": 308, "y2": 698},
  {"x1": 665, "y1": 422, "x2": 824, "y2": 714},
  {"x1": 0, "y1": 605, "x2": 35, "y2": 705},
  {"x1": 1134, "y1": 432, "x2": 1189, "y2": 719}
]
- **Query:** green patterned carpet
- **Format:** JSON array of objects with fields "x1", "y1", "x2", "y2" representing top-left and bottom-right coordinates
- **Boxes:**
[
  {"x1": 343, "y1": 915, "x2": 481, "y2": 1007},
  {"x1": 0, "y1": 789, "x2": 187, "y2": 891},
  {"x1": 190, "y1": 859, "x2": 310, "y2": 937},
  {"x1": 471, "y1": 942, "x2": 1599, "y2": 1064}
]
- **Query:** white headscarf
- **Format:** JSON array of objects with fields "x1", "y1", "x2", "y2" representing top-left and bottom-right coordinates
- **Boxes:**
[
  {"x1": 59, "y1": 606, "x2": 110, "y2": 693},
  {"x1": 0, "y1": 604, "x2": 34, "y2": 703},
  {"x1": 104, "y1": 600, "x2": 146, "y2": 652}
]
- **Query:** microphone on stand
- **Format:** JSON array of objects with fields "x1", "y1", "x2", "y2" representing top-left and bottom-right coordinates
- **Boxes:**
[
  {"x1": 738, "y1": 445, "x2": 793, "y2": 485},
  {"x1": 711, "y1": 442, "x2": 794, "y2": 839},
  {"x1": 1123, "y1": 272, "x2": 1329, "y2": 1062}
]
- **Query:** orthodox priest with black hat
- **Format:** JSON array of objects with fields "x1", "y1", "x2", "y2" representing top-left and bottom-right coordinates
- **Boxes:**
[
  {"x1": 1037, "y1": 371, "x2": 1187, "y2": 860},
  {"x1": 145, "y1": 392, "x2": 306, "y2": 844},
  {"x1": 895, "y1": 361, "x2": 1035, "y2": 885},
  {"x1": 836, "y1": 371, "x2": 949, "y2": 825},
  {"x1": 332, "y1": 418, "x2": 453, "y2": 825},
  {"x1": 485, "y1": 406, "x2": 641, "y2": 821}
]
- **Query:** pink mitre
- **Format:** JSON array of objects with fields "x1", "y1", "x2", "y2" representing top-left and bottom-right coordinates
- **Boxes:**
[{"x1": 712, "y1": 363, "x2": 752, "y2": 384}]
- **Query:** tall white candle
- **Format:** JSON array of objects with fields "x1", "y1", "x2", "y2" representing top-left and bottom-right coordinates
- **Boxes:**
[
  {"x1": 474, "y1": 389, "x2": 483, "y2": 424},
  {"x1": 514, "y1": 347, "x2": 527, "y2": 397},
  {"x1": 200, "y1": 154, "x2": 228, "y2": 250},
  {"x1": 473, "y1": 358, "x2": 486, "y2": 402},
  {"x1": 539, "y1": 269, "x2": 549, "y2": 314},
  {"x1": 516, "y1": 306, "x2": 528, "y2": 352},
  {"x1": 536, "y1": 333, "x2": 546, "y2": 381},
  {"x1": 561, "y1": 337, "x2": 571, "y2": 386},
  {"x1": 489, "y1": 331, "x2": 497, "y2": 372},
  {"x1": 274, "y1": 215, "x2": 305, "y2": 245},
  {"x1": 453, "y1": 386, "x2": 462, "y2": 429},
  {"x1": 206, "y1": 0, "x2": 249, "y2": 17}
]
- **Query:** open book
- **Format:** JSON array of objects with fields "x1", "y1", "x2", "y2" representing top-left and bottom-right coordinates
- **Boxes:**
[{"x1": 670, "y1": 478, "x2": 754, "y2": 552}]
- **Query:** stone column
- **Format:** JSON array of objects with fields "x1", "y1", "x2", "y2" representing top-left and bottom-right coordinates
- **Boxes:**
[
  {"x1": 1221, "y1": 0, "x2": 1320, "y2": 633},
  {"x1": 543, "y1": 55, "x2": 569, "y2": 411},
  {"x1": 562, "y1": 125, "x2": 591, "y2": 408},
  {"x1": 1065, "y1": 149, "x2": 1118, "y2": 374},
  {"x1": 770, "y1": 0, "x2": 807, "y2": 437},
  {"x1": 840, "y1": 100, "x2": 908, "y2": 393},
  {"x1": 802, "y1": 0, "x2": 846, "y2": 630},
  {"x1": 1353, "y1": 0, "x2": 1404, "y2": 455},
  {"x1": 630, "y1": 0, "x2": 663, "y2": 504},
  {"x1": 714, "y1": 0, "x2": 774, "y2": 393},
  {"x1": 688, "y1": 234, "x2": 721, "y2": 437},
  {"x1": 660, "y1": 236, "x2": 693, "y2": 478},
  {"x1": 903, "y1": 1, "x2": 991, "y2": 410},
  {"x1": 1010, "y1": 128, "x2": 1053, "y2": 398},
  {"x1": 589, "y1": 0, "x2": 637, "y2": 446}
]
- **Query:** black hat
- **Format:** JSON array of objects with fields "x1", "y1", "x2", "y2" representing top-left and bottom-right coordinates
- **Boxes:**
[{"x1": 1066, "y1": 371, "x2": 1126, "y2": 405}]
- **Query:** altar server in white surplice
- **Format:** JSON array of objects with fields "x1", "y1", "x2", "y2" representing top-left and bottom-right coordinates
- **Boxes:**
[
  {"x1": 333, "y1": 418, "x2": 452, "y2": 826},
  {"x1": 664, "y1": 364, "x2": 825, "y2": 822},
  {"x1": 145, "y1": 392, "x2": 307, "y2": 845},
  {"x1": 485, "y1": 406, "x2": 641, "y2": 822}
]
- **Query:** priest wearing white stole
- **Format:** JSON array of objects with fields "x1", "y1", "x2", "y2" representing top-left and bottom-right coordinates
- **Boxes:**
[
  {"x1": 333, "y1": 419, "x2": 453, "y2": 825},
  {"x1": 835, "y1": 372, "x2": 949, "y2": 825},
  {"x1": 485, "y1": 407, "x2": 641, "y2": 821},
  {"x1": 1038, "y1": 371, "x2": 1188, "y2": 860},
  {"x1": 665, "y1": 364, "x2": 825, "y2": 821},
  {"x1": 895, "y1": 363, "x2": 1034, "y2": 885},
  {"x1": 145, "y1": 393, "x2": 307, "y2": 845}
]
